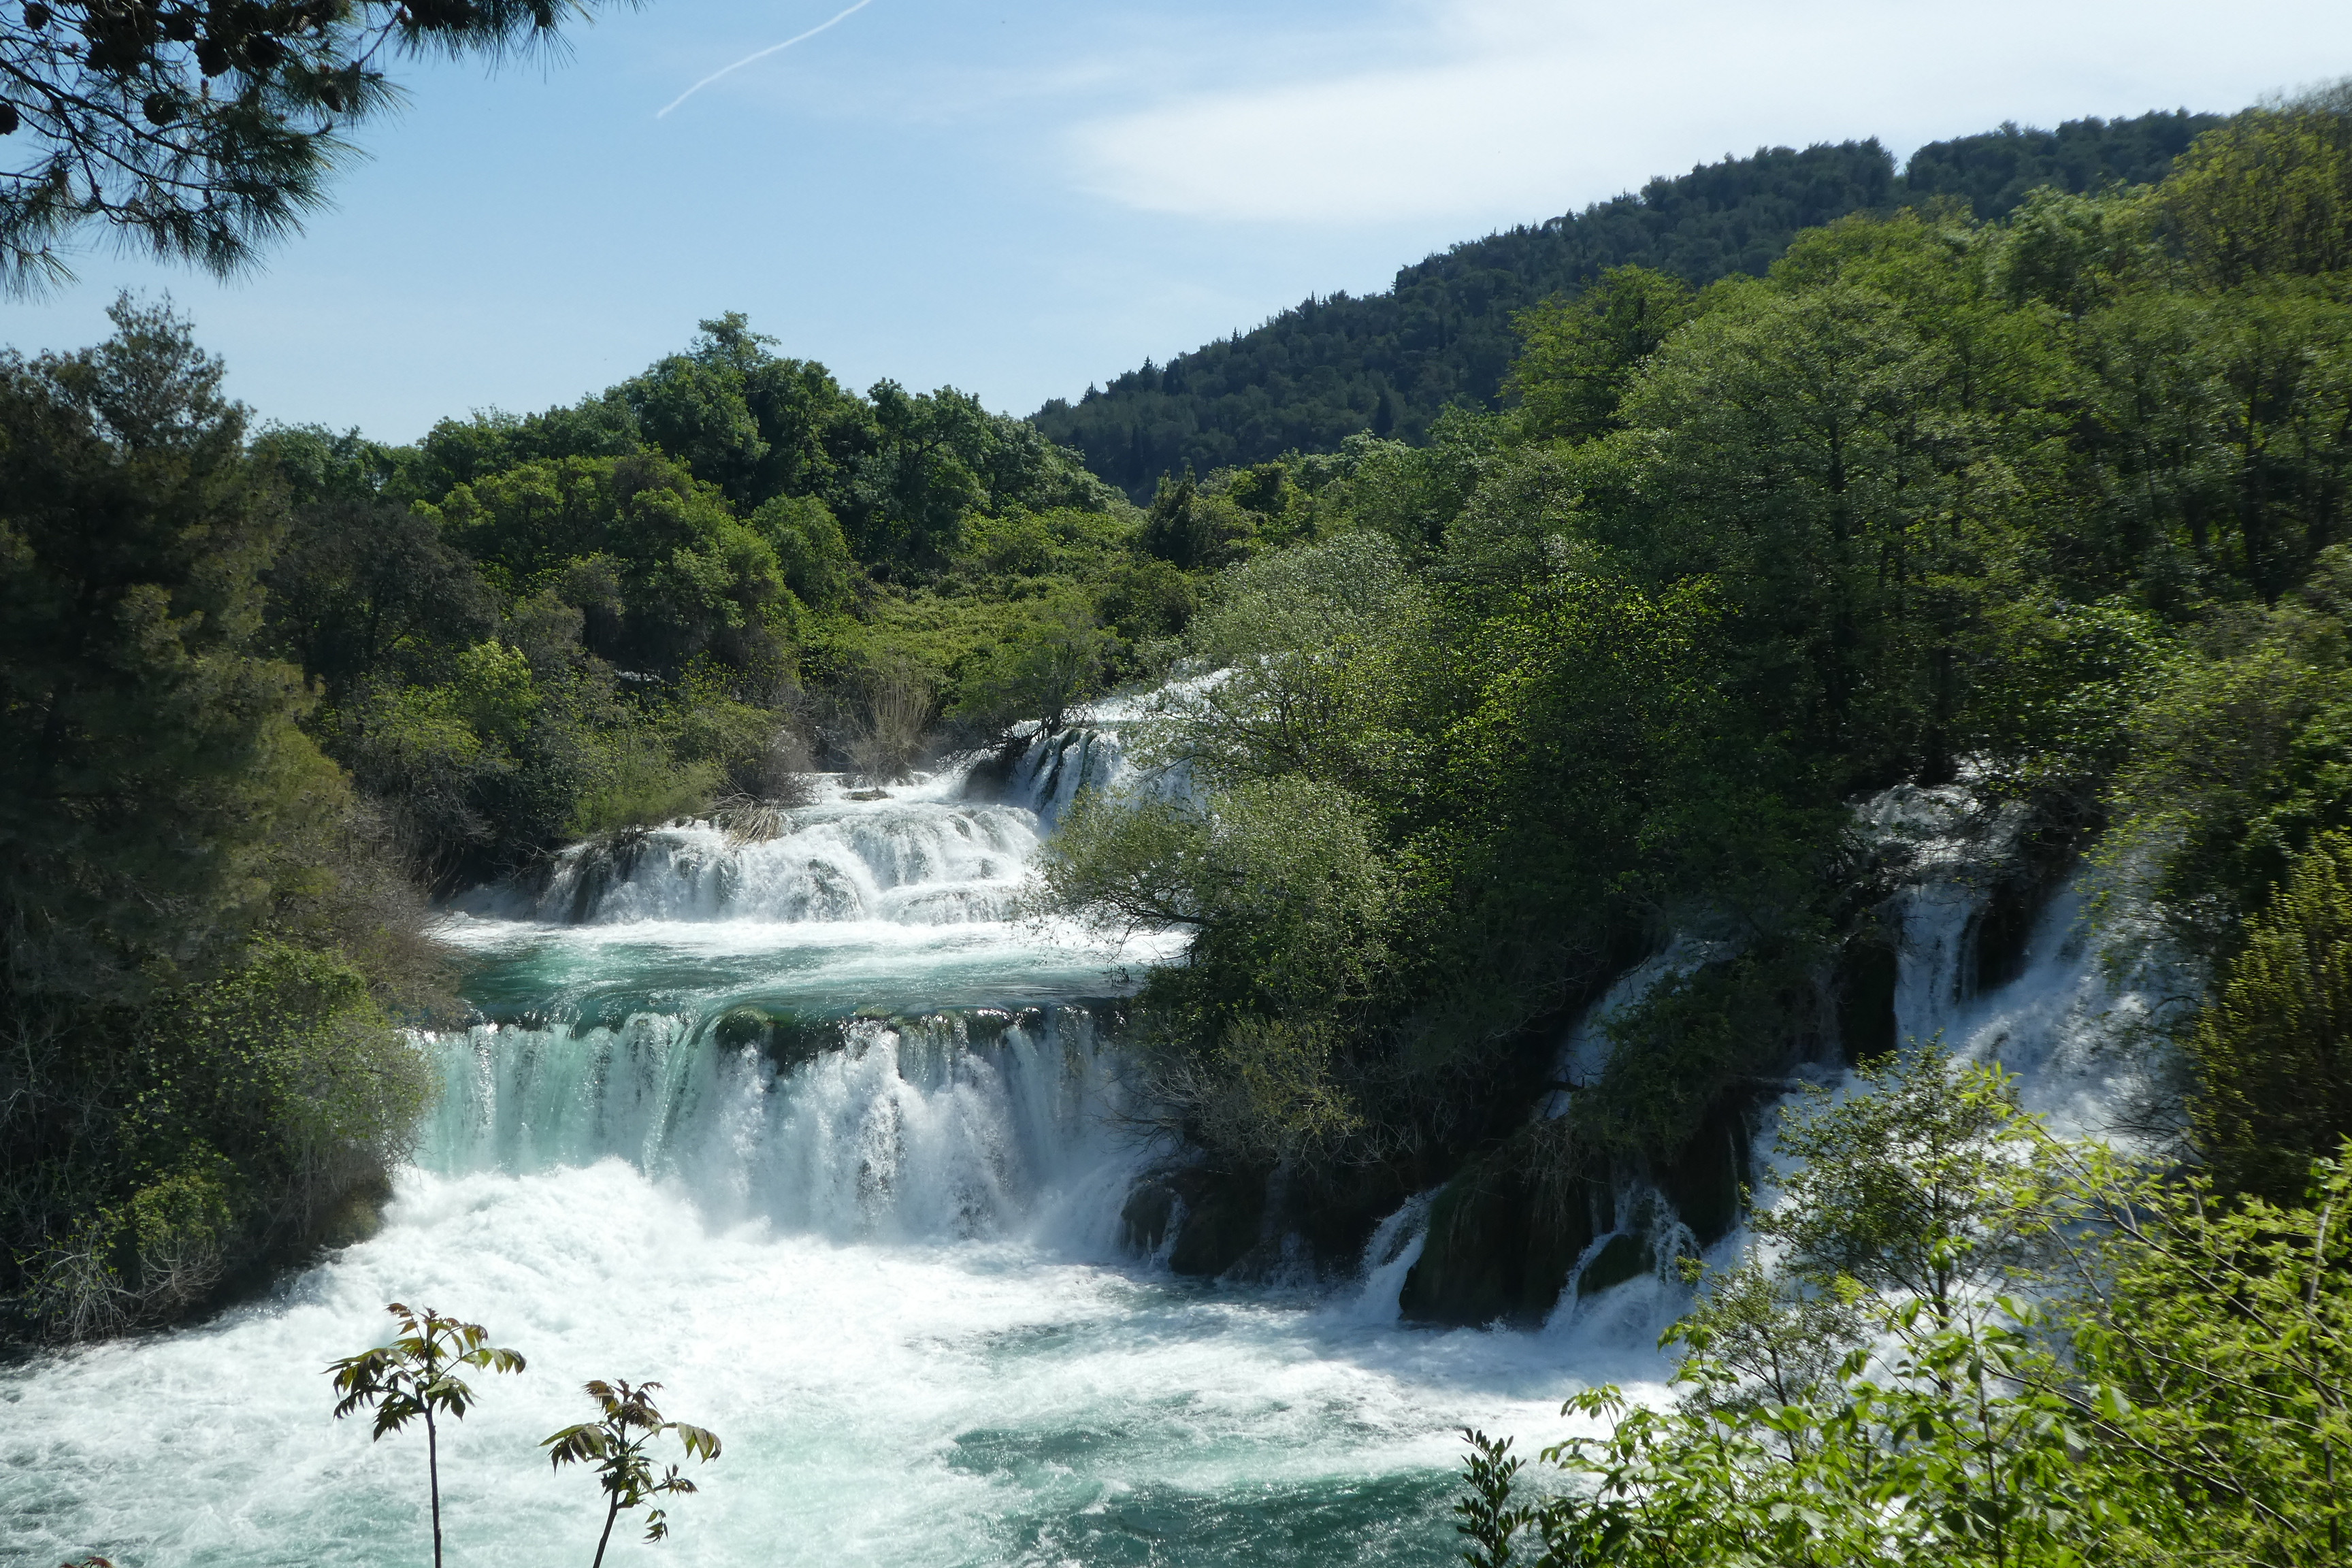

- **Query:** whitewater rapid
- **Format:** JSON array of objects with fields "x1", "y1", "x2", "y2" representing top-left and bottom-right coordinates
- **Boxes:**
[
  {"x1": 0, "y1": 755, "x2": 2155, "y2": 1567},
  {"x1": 0, "y1": 738, "x2": 1657, "y2": 1567}
]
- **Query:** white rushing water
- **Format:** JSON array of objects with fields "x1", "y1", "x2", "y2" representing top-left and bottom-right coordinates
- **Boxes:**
[
  {"x1": 1862, "y1": 782, "x2": 2173, "y2": 1138},
  {"x1": 0, "y1": 744, "x2": 1659, "y2": 1568},
  {"x1": 0, "y1": 762, "x2": 2160, "y2": 1567}
]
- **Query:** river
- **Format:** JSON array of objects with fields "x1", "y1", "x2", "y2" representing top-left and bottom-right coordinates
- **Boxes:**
[{"x1": 3, "y1": 735, "x2": 1703, "y2": 1568}]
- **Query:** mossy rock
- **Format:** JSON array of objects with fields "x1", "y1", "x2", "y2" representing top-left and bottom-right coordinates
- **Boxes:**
[
  {"x1": 1835, "y1": 934, "x2": 1899, "y2": 1063},
  {"x1": 1399, "y1": 1151, "x2": 1595, "y2": 1326},
  {"x1": 314, "y1": 1173, "x2": 395, "y2": 1250},
  {"x1": 1138, "y1": 1166, "x2": 1270, "y2": 1279},
  {"x1": 1120, "y1": 1177, "x2": 1181, "y2": 1254},
  {"x1": 962, "y1": 1007, "x2": 1016, "y2": 1046},
  {"x1": 1654, "y1": 1092, "x2": 1755, "y2": 1248},
  {"x1": 711, "y1": 1007, "x2": 849, "y2": 1072},
  {"x1": 1575, "y1": 1232, "x2": 1650, "y2": 1297}
]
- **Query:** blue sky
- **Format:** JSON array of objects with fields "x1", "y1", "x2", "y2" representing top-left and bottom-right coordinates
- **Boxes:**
[{"x1": 9, "y1": 0, "x2": 2352, "y2": 442}]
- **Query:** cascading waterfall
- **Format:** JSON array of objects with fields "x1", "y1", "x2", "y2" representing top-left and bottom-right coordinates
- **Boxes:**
[
  {"x1": 998, "y1": 723, "x2": 1131, "y2": 830},
  {"x1": 423, "y1": 752, "x2": 1172, "y2": 1258},
  {"x1": 0, "y1": 725, "x2": 1663, "y2": 1568},
  {"x1": 1416, "y1": 779, "x2": 2177, "y2": 1344},
  {"x1": 0, "y1": 748, "x2": 2178, "y2": 1568},
  {"x1": 422, "y1": 1005, "x2": 1131, "y2": 1245}
]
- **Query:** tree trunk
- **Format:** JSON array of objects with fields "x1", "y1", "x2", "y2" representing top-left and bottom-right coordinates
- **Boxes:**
[
  {"x1": 425, "y1": 1405, "x2": 444, "y2": 1568},
  {"x1": 591, "y1": 1490, "x2": 623, "y2": 1568}
]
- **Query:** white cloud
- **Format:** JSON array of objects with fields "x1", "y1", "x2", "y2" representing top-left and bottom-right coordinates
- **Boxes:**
[{"x1": 1071, "y1": 0, "x2": 2352, "y2": 225}]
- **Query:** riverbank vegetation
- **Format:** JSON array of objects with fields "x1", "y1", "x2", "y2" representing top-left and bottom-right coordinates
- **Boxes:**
[
  {"x1": 1457, "y1": 1055, "x2": 2352, "y2": 1568},
  {"x1": 0, "y1": 293, "x2": 1159, "y2": 1339},
  {"x1": 1043, "y1": 86, "x2": 2352, "y2": 1317}
]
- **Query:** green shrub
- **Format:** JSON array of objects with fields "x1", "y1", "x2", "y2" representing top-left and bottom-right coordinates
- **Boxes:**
[{"x1": 2192, "y1": 830, "x2": 2352, "y2": 1199}]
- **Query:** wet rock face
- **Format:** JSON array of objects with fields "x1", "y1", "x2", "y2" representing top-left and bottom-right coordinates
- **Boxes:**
[
  {"x1": 1837, "y1": 935, "x2": 1900, "y2": 1062},
  {"x1": 1575, "y1": 1232, "x2": 1650, "y2": 1297},
  {"x1": 1966, "y1": 843, "x2": 2075, "y2": 998},
  {"x1": 1124, "y1": 1158, "x2": 1414, "y2": 1285},
  {"x1": 1398, "y1": 1159, "x2": 1595, "y2": 1327},
  {"x1": 1120, "y1": 1179, "x2": 1180, "y2": 1255},
  {"x1": 715, "y1": 1007, "x2": 848, "y2": 1070},
  {"x1": 1655, "y1": 1092, "x2": 1754, "y2": 1249},
  {"x1": 1171, "y1": 1171, "x2": 1269, "y2": 1277},
  {"x1": 1120, "y1": 1166, "x2": 1270, "y2": 1277}
]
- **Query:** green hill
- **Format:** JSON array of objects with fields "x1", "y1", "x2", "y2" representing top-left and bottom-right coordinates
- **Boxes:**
[{"x1": 1033, "y1": 112, "x2": 2219, "y2": 497}]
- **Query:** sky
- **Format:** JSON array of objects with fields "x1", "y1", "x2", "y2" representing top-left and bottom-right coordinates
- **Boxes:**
[{"x1": 7, "y1": 0, "x2": 2352, "y2": 443}]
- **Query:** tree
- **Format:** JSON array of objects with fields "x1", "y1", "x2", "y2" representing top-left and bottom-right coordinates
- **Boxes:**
[
  {"x1": 854, "y1": 381, "x2": 991, "y2": 568},
  {"x1": 263, "y1": 495, "x2": 498, "y2": 697},
  {"x1": 542, "y1": 1377, "x2": 721, "y2": 1568},
  {"x1": 2165, "y1": 95, "x2": 2352, "y2": 287},
  {"x1": 1507, "y1": 265, "x2": 1697, "y2": 442},
  {"x1": 1752, "y1": 1049, "x2": 2049, "y2": 1324},
  {"x1": 619, "y1": 313, "x2": 873, "y2": 514},
  {"x1": 947, "y1": 596, "x2": 1110, "y2": 738},
  {"x1": 0, "y1": 295, "x2": 344, "y2": 1000},
  {"x1": 1039, "y1": 774, "x2": 1391, "y2": 1028},
  {"x1": 2191, "y1": 831, "x2": 2352, "y2": 1200},
  {"x1": 326, "y1": 1302, "x2": 527, "y2": 1568},
  {"x1": 421, "y1": 451, "x2": 791, "y2": 677},
  {"x1": 1, "y1": 0, "x2": 623, "y2": 291}
]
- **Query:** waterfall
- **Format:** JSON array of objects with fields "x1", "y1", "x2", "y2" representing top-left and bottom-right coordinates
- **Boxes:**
[
  {"x1": 0, "y1": 725, "x2": 2185, "y2": 1568},
  {"x1": 1492, "y1": 778, "x2": 2178, "y2": 1335},
  {"x1": 466, "y1": 802, "x2": 1038, "y2": 927},
  {"x1": 995, "y1": 723, "x2": 1130, "y2": 830},
  {"x1": 1862, "y1": 782, "x2": 2173, "y2": 1137},
  {"x1": 407, "y1": 730, "x2": 1200, "y2": 1268},
  {"x1": 444, "y1": 722, "x2": 1158, "y2": 930},
  {"x1": 419, "y1": 1004, "x2": 1139, "y2": 1246}
]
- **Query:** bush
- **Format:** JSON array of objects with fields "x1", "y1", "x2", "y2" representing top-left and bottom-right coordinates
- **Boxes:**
[
  {"x1": 947, "y1": 597, "x2": 1112, "y2": 738},
  {"x1": 2192, "y1": 830, "x2": 2352, "y2": 1200},
  {"x1": 1454, "y1": 1066, "x2": 2352, "y2": 1568},
  {"x1": 9, "y1": 940, "x2": 436, "y2": 1340},
  {"x1": 1042, "y1": 776, "x2": 1392, "y2": 1019}
]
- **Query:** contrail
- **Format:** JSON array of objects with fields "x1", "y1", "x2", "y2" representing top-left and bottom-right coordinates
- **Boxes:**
[{"x1": 657, "y1": 0, "x2": 878, "y2": 119}]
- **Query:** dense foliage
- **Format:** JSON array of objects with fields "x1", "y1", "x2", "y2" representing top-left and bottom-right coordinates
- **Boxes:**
[
  {"x1": 0, "y1": 297, "x2": 1149, "y2": 1339},
  {"x1": 1034, "y1": 112, "x2": 2220, "y2": 497},
  {"x1": 250, "y1": 310, "x2": 1139, "y2": 887},
  {"x1": 1039, "y1": 92, "x2": 2352, "y2": 1303},
  {"x1": 1458, "y1": 1056, "x2": 2352, "y2": 1568},
  {"x1": 0, "y1": 303, "x2": 440, "y2": 1339}
]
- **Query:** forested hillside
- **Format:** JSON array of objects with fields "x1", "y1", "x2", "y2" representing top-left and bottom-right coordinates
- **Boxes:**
[
  {"x1": 1034, "y1": 111, "x2": 2219, "y2": 496},
  {"x1": 1043, "y1": 95, "x2": 2352, "y2": 1288}
]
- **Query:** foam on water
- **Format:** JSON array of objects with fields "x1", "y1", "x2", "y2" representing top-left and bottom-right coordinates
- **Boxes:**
[
  {"x1": 1, "y1": 1158, "x2": 1663, "y2": 1568},
  {"x1": 0, "y1": 761, "x2": 2167, "y2": 1567}
]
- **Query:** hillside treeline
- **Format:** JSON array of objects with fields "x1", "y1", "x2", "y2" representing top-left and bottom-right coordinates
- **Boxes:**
[
  {"x1": 1023, "y1": 87, "x2": 2352, "y2": 1564},
  {"x1": 1034, "y1": 111, "x2": 2219, "y2": 497}
]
